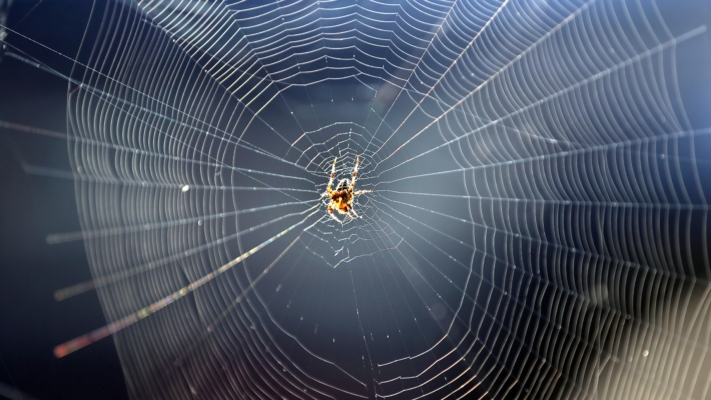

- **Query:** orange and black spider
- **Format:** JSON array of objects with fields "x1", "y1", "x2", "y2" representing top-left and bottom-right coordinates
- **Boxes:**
[{"x1": 322, "y1": 156, "x2": 371, "y2": 223}]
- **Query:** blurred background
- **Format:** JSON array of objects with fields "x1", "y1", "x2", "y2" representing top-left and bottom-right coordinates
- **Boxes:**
[
  {"x1": 0, "y1": 1, "x2": 126, "y2": 399},
  {"x1": 1, "y1": 0, "x2": 711, "y2": 399}
]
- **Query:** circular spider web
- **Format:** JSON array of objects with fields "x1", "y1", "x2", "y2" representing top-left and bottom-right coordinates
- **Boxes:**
[{"x1": 62, "y1": 0, "x2": 711, "y2": 398}]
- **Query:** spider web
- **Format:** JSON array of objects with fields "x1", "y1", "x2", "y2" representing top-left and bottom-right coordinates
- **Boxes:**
[{"x1": 52, "y1": 0, "x2": 711, "y2": 398}]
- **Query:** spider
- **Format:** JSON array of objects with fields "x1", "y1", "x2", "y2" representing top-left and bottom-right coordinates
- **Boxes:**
[{"x1": 323, "y1": 156, "x2": 371, "y2": 223}]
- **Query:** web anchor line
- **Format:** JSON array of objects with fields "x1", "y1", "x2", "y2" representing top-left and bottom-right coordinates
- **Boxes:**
[{"x1": 54, "y1": 208, "x2": 319, "y2": 358}]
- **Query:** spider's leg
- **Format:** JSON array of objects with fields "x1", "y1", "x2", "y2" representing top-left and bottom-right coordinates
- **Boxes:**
[
  {"x1": 349, "y1": 208, "x2": 359, "y2": 219},
  {"x1": 354, "y1": 190, "x2": 372, "y2": 195},
  {"x1": 349, "y1": 155, "x2": 360, "y2": 191},
  {"x1": 329, "y1": 209, "x2": 342, "y2": 224},
  {"x1": 327, "y1": 157, "x2": 337, "y2": 194}
]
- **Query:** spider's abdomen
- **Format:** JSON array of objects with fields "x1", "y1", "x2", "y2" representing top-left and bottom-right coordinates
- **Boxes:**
[
  {"x1": 330, "y1": 190, "x2": 349, "y2": 201},
  {"x1": 330, "y1": 190, "x2": 353, "y2": 214}
]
